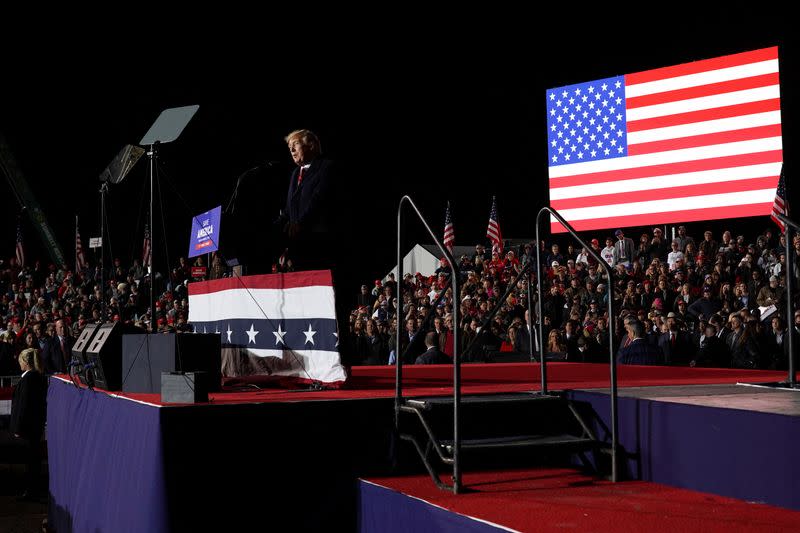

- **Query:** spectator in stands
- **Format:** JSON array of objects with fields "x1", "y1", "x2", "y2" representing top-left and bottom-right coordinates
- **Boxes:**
[
  {"x1": 545, "y1": 244, "x2": 564, "y2": 268},
  {"x1": 674, "y1": 225, "x2": 695, "y2": 253},
  {"x1": 357, "y1": 284, "x2": 374, "y2": 309},
  {"x1": 11, "y1": 347, "x2": 46, "y2": 500},
  {"x1": 648, "y1": 228, "x2": 667, "y2": 261},
  {"x1": 575, "y1": 246, "x2": 591, "y2": 267},
  {"x1": 415, "y1": 331, "x2": 450, "y2": 364},
  {"x1": 756, "y1": 275, "x2": 784, "y2": 308},
  {"x1": 601, "y1": 238, "x2": 617, "y2": 267},
  {"x1": 692, "y1": 324, "x2": 728, "y2": 367},
  {"x1": 209, "y1": 253, "x2": 225, "y2": 280},
  {"x1": 356, "y1": 319, "x2": 388, "y2": 365},
  {"x1": 0, "y1": 331, "x2": 17, "y2": 375},
  {"x1": 688, "y1": 286, "x2": 720, "y2": 322},
  {"x1": 614, "y1": 229, "x2": 635, "y2": 268},
  {"x1": 545, "y1": 329, "x2": 567, "y2": 359},
  {"x1": 699, "y1": 231, "x2": 718, "y2": 259},
  {"x1": 473, "y1": 244, "x2": 488, "y2": 263},
  {"x1": 667, "y1": 241, "x2": 685, "y2": 270}
]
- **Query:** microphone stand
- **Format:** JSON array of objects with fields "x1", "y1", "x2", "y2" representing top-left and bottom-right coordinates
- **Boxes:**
[{"x1": 225, "y1": 163, "x2": 278, "y2": 215}]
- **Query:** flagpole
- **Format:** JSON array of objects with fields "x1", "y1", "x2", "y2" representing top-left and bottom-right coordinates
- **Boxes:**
[{"x1": 75, "y1": 215, "x2": 79, "y2": 273}]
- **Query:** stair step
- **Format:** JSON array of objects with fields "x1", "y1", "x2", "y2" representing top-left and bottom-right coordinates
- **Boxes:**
[
  {"x1": 439, "y1": 434, "x2": 597, "y2": 452},
  {"x1": 404, "y1": 393, "x2": 561, "y2": 410}
]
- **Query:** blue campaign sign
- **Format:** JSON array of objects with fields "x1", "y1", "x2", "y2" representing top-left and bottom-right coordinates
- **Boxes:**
[{"x1": 188, "y1": 206, "x2": 221, "y2": 258}]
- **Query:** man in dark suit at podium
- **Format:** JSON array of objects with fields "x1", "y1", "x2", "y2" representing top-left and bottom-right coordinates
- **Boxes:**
[
  {"x1": 282, "y1": 129, "x2": 337, "y2": 271},
  {"x1": 281, "y1": 129, "x2": 357, "y2": 359}
]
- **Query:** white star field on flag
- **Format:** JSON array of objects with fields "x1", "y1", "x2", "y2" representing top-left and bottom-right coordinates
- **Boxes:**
[{"x1": 547, "y1": 76, "x2": 627, "y2": 166}]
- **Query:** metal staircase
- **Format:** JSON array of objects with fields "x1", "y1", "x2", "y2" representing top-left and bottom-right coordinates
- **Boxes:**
[{"x1": 394, "y1": 199, "x2": 619, "y2": 493}]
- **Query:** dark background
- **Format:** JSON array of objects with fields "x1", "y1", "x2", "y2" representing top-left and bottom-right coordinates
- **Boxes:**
[{"x1": 0, "y1": 11, "x2": 795, "y2": 302}]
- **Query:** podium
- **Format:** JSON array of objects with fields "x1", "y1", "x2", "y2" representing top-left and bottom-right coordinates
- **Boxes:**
[{"x1": 121, "y1": 333, "x2": 221, "y2": 394}]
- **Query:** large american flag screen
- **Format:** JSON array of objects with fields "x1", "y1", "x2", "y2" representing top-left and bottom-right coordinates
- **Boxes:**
[{"x1": 547, "y1": 47, "x2": 782, "y2": 233}]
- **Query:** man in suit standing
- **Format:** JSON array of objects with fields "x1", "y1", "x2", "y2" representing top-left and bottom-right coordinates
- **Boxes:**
[
  {"x1": 618, "y1": 320, "x2": 665, "y2": 365},
  {"x1": 11, "y1": 348, "x2": 46, "y2": 500},
  {"x1": 415, "y1": 331, "x2": 451, "y2": 365},
  {"x1": 657, "y1": 312, "x2": 694, "y2": 365},
  {"x1": 513, "y1": 309, "x2": 540, "y2": 361},
  {"x1": 282, "y1": 129, "x2": 355, "y2": 359},
  {"x1": 42, "y1": 319, "x2": 73, "y2": 374},
  {"x1": 283, "y1": 129, "x2": 336, "y2": 271},
  {"x1": 614, "y1": 229, "x2": 635, "y2": 268}
]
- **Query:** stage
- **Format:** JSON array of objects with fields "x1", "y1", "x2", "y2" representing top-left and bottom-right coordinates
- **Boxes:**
[
  {"x1": 46, "y1": 363, "x2": 797, "y2": 532},
  {"x1": 359, "y1": 467, "x2": 800, "y2": 533}
]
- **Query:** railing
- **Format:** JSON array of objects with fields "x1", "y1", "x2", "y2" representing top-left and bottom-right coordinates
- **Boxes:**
[
  {"x1": 535, "y1": 207, "x2": 619, "y2": 481},
  {"x1": 775, "y1": 213, "x2": 797, "y2": 388},
  {"x1": 395, "y1": 196, "x2": 461, "y2": 491}
]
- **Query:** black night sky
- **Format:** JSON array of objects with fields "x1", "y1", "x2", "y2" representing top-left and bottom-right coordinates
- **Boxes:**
[{"x1": 0, "y1": 11, "x2": 795, "y2": 299}]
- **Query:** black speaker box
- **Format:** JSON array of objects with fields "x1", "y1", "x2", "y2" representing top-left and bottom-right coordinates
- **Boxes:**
[
  {"x1": 71, "y1": 323, "x2": 101, "y2": 363},
  {"x1": 85, "y1": 322, "x2": 125, "y2": 391},
  {"x1": 121, "y1": 333, "x2": 221, "y2": 394}
]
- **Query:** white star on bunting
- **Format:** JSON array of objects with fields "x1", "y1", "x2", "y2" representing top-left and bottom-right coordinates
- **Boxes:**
[
  {"x1": 273, "y1": 325, "x2": 287, "y2": 346},
  {"x1": 246, "y1": 324, "x2": 259, "y2": 344},
  {"x1": 303, "y1": 324, "x2": 317, "y2": 346}
]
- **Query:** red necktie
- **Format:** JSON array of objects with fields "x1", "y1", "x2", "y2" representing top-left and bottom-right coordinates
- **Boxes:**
[{"x1": 297, "y1": 167, "x2": 305, "y2": 186}]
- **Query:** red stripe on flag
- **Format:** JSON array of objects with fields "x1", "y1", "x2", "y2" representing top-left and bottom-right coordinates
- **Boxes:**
[
  {"x1": 550, "y1": 203, "x2": 773, "y2": 233},
  {"x1": 625, "y1": 47, "x2": 778, "y2": 86},
  {"x1": 189, "y1": 269, "x2": 333, "y2": 295},
  {"x1": 626, "y1": 72, "x2": 780, "y2": 109},
  {"x1": 551, "y1": 176, "x2": 779, "y2": 211},
  {"x1": 627, "y1": 124, "x2": 783, "y2": 156},
  {"x1": 626, "y1": 99, "x2": 781, "y2": 133},
  {"x1": 549, "y1": 150, "x2": 783, "y2": 189}
]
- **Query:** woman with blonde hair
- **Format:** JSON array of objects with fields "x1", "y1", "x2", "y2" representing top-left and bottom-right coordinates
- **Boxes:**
[{"x1": 11, "y1": 347, "x2": 46, "y2": 499}]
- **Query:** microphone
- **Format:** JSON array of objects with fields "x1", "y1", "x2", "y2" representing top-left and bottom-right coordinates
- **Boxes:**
[
  {"x1": 226, "y1": 161, "x2": 281, "y2": 214},
  {"x1": 238, "y1": 161, "x2": 280, "y2": 180}
]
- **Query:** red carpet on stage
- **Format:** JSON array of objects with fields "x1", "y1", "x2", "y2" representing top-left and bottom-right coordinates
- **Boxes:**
[
  {"x1": 363, "y1": 467, "x2": 800, "y2": 533},
  {"x1": 67, "y1": 362, "x2": 789, "y2": 406}
]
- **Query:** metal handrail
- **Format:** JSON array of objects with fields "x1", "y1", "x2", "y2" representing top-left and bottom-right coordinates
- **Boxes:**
[
  {"x1": 535, "y1": 207, "x2": 618, "y2": 482},
  {"x1": 396, "y1": 196, "x2": 461, "y2": 492},
  {"x1": 776, "y1": 213, "x2": 797, "y2": 388}
]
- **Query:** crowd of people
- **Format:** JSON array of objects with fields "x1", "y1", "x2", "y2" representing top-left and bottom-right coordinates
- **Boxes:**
[
  {"x1": 0, "y1": 255, "x2": 199, "y2": 376},
  {"x1": 346, "y1": 225, "x2": 799, "y2": 370},
  {"x1": 2, "y1": 221, "x2": 798, "y2": 374}
]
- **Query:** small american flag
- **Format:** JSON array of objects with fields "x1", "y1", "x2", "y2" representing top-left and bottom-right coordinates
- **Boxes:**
[
  {"x1": 443, "y1": 202, "x2": 455, "y2": 253},
  {"x1": 142, "y1": 222, "x2": 151, "y2": 268},
  {"x1": 486, "y1": 196, "x2": 503, "y2": 254},
  {"x1": 15, "y1": 219, "x2": 24, "y2": 268},
  {"x1": 547, "y1": 46, "x2": 782, "y2": 232},
  {"x1": 75, "y1": 216, "x2": 87, "y2": 271},
  {"x1": 771, "y1": 169, "x2": 787, "y2": 232}
]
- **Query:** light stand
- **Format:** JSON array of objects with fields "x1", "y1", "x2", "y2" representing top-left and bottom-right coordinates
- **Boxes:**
[
  {"x1": 146, "y1": 141, "x2": 158, "y2": 332},
  {"x1": 99, "y1": 180, "x2": 108, "y2": 319},
  {"x1": 98, "y1": 144, "x2": 145, "y2": 320},
  {"x1": 138, "y1": 105, "x2": 199, "y2": 331}
]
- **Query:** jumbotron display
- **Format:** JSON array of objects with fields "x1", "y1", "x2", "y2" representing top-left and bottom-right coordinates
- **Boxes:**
[{"x1": 546, "y1": 46, "x2": 782, "y2": 233}]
